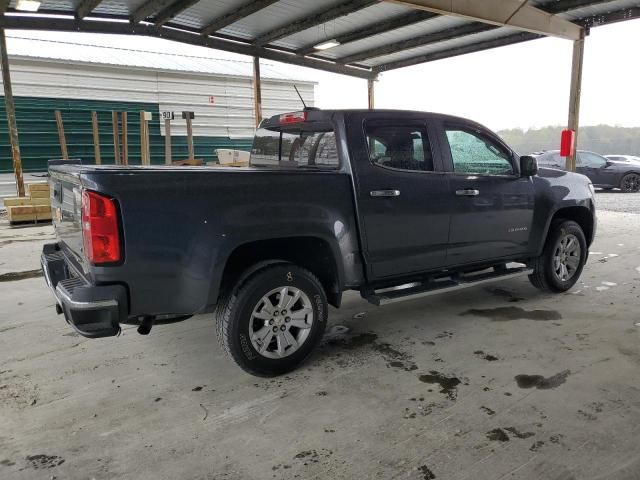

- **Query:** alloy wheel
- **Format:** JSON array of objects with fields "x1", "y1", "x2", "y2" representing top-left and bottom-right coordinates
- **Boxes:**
[
  {"x1": 552, "y1": 233, "x2": 581, "y2": 282},
  {"x1": 622, "y1": 173, "x2": 640, "y2": 192},
  {"x1": 248, "y1": 286, "x2": 314, "y2": 359}
]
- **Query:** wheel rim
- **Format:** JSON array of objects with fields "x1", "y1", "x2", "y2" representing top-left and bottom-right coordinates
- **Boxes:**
[
  {"x1": 248, "y1": 286, "x2": 314, "y2": 359},
  {"x1": 622, "y1": 174, "x2": 640, "y2": 192},
  {"x1": 552, "y1": 233, "x2": 581, "y2": 282}
]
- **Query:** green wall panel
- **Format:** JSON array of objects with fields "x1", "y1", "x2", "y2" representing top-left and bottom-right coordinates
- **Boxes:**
[{"x1": 0, "y1": 96, "x2": 252, "y2": 173}]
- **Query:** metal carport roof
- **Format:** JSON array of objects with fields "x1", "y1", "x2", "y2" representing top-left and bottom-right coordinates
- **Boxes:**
[{"x1": 0, "y1": 0, "x2": 638, "y2": 80}]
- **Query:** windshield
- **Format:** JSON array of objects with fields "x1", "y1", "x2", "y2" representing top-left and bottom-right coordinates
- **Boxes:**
[{"x1": 251, "y1": 127, "x2": 340, "y2": 169}]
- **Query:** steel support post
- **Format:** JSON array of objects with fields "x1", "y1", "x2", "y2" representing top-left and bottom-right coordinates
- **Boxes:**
[
  {"x1": 566, "y1": 32, "x2": 585, "y2": 172},
  {"x1": 253, "y1": 56, "x2": 262, "y2": 127}
]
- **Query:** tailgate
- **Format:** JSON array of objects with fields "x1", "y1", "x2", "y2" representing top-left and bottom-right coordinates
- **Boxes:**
[{"x1": 49, "y1": 168, "x2": 85, "y2": 267}]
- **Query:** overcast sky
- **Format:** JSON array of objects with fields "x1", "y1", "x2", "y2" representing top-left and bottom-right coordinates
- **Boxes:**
[{"x1": 12, "y1": 18, "x2": 639, "y2": 132}]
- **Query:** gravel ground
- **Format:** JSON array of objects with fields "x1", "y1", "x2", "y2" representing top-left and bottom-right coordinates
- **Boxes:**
[{"x1": 594, "y1": 190, "x2": 640, "y2": 213}]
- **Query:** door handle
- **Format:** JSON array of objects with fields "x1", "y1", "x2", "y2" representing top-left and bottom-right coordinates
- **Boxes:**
[
  {"x1": 370, "y1": 189, "x2": 400, "y2": 198},
  {"x1": 456, "y1": 189, "x2": 480, "y2": 196}
]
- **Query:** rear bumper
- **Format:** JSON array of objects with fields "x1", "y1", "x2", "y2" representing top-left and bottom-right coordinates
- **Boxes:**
[{"x1": 41, "y1": 243, "x2": 127, "y2": 338}]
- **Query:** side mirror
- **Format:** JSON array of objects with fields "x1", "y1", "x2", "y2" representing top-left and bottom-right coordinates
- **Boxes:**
[
  {"x1": 520, "y1": 155, "x2": 538, "y2": 177},
  {"x1": 605, "y1": 160, "x2": 613, "y2": 167}
]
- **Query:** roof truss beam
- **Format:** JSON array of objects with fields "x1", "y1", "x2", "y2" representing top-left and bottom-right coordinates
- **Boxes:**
[
  {"x1": 539, "y1": 0, "x2": 621, "y2": 14},
  {"x1": 200, "y1": 0, "x2": 280, "y2": 36},
  {"x1": 338, "y1": 22, "x2": 496, "y2": 64},
  {"x1": 253, "y1": 0, "x2": 378, "y2": 47},
  {"x1": 296, "y1": 11, "x2": 438, "y2": 56},
  {"x1": 372, "y1": 5, "x2": 637, "y2": 73},
  {"x1": 342, "y1": 0, "x2": 612, "y2": 65},
  {"x1": 302, "y1": 0, "x2": 609, "y2": 59},
  {"x1": 132, "y1": 0, "x2": 180, "y2": 23},
  {"x1": 75, "y1": 0, "x2": 103, "y2": 19},
  {"x1": 580, "y1": 5, "x2": 640, "y2": 27},
  {"x1": 0, "y1": 15, "x2": 376, "y2": 80},
  {"x1": 153, "y1": 0, "x2": 200, "y2": 26},
  {"x1": 375, "y1": 31, "x2": 543, "y2": 72},
  {"x1": 383, "y1": 0, "x2": 583, "y2": 40}
]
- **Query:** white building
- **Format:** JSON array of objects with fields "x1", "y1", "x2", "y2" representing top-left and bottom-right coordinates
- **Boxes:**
[{"x1": 0, "y1": 32, "x2": 315, "y2": 171}]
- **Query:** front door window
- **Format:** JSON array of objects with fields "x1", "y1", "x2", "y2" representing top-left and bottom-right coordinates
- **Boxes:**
[
  {"x1": 578, "y1": 152, "x2": 607, "y2": 168},
  {"x1": 445, "y1": 128, "x2": 514, "y2": 176}
]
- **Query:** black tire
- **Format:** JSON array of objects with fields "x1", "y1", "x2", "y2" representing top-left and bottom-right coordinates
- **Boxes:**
[
  {"x1": 529, "y1": 220, "x2": 587, "y2": 293},
  {"x1": 215, "y1": 263, "x2": 328, "y2": 377},
  {"x1": 620, "y1": 173, "x2": 640, "y2": 193}
]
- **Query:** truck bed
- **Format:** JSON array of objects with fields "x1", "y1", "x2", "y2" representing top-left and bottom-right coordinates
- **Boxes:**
[{"x1": 49, "y1": 164, "x2": 360, "y2": 318}]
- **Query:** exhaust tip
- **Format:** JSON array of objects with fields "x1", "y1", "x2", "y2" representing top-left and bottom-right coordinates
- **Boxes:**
[
  {"x1": 137, "y1": 324, "x2": 152, "y2": 335},
  {"x1": 137, "y1": 316, "x2": 153, "y2": 335}
]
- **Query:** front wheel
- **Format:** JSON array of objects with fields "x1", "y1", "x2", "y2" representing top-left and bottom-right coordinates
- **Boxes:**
[
  {"x1": 620, "y1": 173, "x2": 640, "y2": 193},
  {"x1": 215, "y1": 264, "x2": 327, "y2": 377},
  {"x1": 529, "y1": 220, "x2": 587, "y2": 293}
]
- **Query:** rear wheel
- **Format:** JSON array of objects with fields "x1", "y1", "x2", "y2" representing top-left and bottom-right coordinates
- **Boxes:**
[
  {"x1": 620, "y1": 173, "x2": 640, "y2": 193},
  {"x1": 215, "y1": 264, "x2": 327, "y2": 377},
  {"x1": 529, "y1": 220, "x2": 587, "y2": 293}
]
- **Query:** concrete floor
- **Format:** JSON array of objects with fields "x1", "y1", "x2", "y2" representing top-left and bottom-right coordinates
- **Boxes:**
[{"x1": 1, "y1": 199, "x2": 639, "y2": 480}]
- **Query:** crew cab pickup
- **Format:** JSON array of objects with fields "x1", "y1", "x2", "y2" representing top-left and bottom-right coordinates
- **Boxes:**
[{"x1": 42, "y1": 109, "x2": 596, "y2": 376}]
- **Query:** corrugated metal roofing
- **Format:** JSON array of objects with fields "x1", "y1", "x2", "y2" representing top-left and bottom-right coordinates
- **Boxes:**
[
  {"x1": 4, "y1": 32, "x2": 316, "y2": 82},
  {"x1": 3, "y1": 0, "x2": 639, "y2": 78},
  {"x1": 318, "y1": 15, "x2": 472, "y2": 61},
  {"x1": 359, "y1": 25, "x2": 523, "y2": 68}
]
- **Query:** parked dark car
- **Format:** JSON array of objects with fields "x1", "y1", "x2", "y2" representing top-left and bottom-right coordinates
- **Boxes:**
[
  {"x1": 42, "y1": 109, "x2": 596, "y2": 376},
  {"x1": 534, "y1": 150, "x2": 640, "y2": 192}
]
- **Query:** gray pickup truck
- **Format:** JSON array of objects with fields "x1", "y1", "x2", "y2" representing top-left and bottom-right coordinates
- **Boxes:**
[{"x1": 42, "y1": 109, "x2": 596, "y2": 376}]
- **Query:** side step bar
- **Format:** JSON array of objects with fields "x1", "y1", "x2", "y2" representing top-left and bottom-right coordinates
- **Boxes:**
[{"x1": 363, "y1": 265, "x2": 533, "y2": 306}]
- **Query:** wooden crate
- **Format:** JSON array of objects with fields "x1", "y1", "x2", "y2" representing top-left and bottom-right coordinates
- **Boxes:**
[
  {"x1": 31, "y1": 197, "x2": 51, "y2": 206},
  {"x1": 211, "y1": 161, "x2": 249, "y2": 168},
  {"x1": 7, "y1": 205, "x2": 52, "y2": 224},
  {"x1": 171, "y1": 158, "x2": 204, "y2": 166},
  {"x1": 27, "y1": 182, "x2": 50, "y2": 193},
  {"x1": 6, "y1": 183, "x2": 52, "y2": 224},
  {"x1": 29, "y1": 189, "x2": 51, "y2": 199},
  {"x1": 4, "y1": 197, "x2": 51, "y2": 207},
  {"x1": 4, "y1": 197, "x2": 33, "y2": 207}
]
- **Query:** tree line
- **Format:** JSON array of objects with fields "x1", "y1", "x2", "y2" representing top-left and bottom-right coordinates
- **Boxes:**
[{"x1": 497, "y1": 125, "x2": 640, "y2": 156}]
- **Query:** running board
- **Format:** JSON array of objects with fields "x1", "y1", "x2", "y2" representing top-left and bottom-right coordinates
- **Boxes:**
[{"x1": 363, "y1": 266, "x2": 533, "y2": 306}]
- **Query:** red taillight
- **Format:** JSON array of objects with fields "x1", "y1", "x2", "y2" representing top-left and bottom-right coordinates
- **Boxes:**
[
  {"x1": 82, "y1": 190, "x2": 121, "y2": 265},
  {"x1": 279, "y1": 111, "x2": 307, "y2": 124}
]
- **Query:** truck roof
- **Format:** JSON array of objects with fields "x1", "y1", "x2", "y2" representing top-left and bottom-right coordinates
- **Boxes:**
[{"x1": 260, "y1": 108, "x2": 487, "y2": 131}]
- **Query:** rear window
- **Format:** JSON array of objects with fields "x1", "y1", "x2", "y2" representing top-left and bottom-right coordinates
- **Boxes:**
[{"x1": 250, "y1": 128, "x2": 339, "y2": 169}]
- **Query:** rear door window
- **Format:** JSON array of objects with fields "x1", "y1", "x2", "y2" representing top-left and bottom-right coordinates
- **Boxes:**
[
  {"x1": 364, "y1": 123, "x2": 434, "y2": 172},
  {"x1": 251, "y1": 128, "x2": 339, "y2": 169}
]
